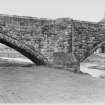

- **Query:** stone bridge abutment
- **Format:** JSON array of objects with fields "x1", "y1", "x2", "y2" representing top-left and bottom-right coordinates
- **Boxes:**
[{"x1": 0, "y1": 14, "x2": 104, "y2": 71}]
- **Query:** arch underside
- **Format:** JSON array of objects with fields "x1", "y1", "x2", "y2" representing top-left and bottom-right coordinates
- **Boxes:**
[
  {"x1": 90, "y1": 41, "x2": 105, "y2": 54},
  {"x1": 0, "y1": 33, "x2": 48, "y2": 65},
  {"x1": 82, "y1": 41, "x2": 105, "y2": 62}
]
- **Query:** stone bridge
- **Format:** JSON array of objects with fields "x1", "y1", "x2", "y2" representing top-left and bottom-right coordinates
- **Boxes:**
[{"x1": 0, "y1": 14, "x2": 104, "y2": 71}]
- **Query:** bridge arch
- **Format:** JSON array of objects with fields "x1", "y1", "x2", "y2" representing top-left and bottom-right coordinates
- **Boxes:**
[
  {"x1": 89, "y1": 41, "x2": 105, "y2": 56},
  {"x1": 83, "y1": 41, "x2": 105, "y2": 62},
  {"x1": 0, "y1": 32, "x2": 48, "y2": 65},
  {"x1": 90, "y1": 41, "x2": 105, "y2": 54}
]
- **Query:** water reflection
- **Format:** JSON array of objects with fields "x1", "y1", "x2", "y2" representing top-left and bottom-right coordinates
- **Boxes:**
[
  {"x1": 0, "y1": 57, "x2": 34, "y2": 67},
  {"x1": 80, "y1": 53, "x2": 105, "y2": 78}
]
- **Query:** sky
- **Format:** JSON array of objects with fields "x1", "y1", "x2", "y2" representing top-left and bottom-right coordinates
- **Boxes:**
[{"x1": 0, "y1": 0, "x2": 105, "y2": 22}]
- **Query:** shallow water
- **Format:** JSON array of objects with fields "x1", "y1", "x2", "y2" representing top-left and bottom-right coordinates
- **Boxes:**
[
  {"x1": 80, "y1": 53, "x2": 105, "y2": 78},
  {"x1": 0, "y1": 56, "x2": 104, "y2": 103},
  {"x1": 80, "y1": 63, "x2": 105, "y2": 78},
  {"x1": 0, "y1": 57, "x2": 33, "y2": 63},
  {"x1": 0, "y1": 63, "x2": 105, "y2": 103},
  {"x1": 0, "y1": 56, "x2": 105, "y2": 78}
]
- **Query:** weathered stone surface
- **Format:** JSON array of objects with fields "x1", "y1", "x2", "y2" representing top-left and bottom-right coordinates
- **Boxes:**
[{"x1": 0, "y1": 14, "x2": 104, "y2": 70}]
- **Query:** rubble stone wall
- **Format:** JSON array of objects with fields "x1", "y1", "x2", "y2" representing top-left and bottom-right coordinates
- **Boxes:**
[
  {"x1": 72, "y1": 20, "x2": 104, "y2": 62},
  {"x1": 0, "y1": 14, "x2": 104, "y2": 70}
]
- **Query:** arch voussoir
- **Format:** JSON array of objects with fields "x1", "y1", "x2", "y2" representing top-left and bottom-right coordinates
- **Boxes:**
[{"x1": 0, "y1": 31, "x2": 48, "y2": 65}]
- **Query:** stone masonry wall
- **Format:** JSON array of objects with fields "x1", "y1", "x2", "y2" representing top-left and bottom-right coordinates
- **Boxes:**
[
  {"x1": 0, "y1": 14, "x2": 104, "y2": 69},
  {"x1": 72, "y1": 20, "x2": 104, "y2": 62},
  {"x1": 0, "y1": 15, "x2": 73, "y2": 65}
]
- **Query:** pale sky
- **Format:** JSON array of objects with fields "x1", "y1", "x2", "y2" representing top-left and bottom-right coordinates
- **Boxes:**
[{"x1": 0, "y1": 0, "x2": 105, "y2": 22}]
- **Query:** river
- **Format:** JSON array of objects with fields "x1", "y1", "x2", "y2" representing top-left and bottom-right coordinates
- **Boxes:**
[
  {"x1": 0, "y1": 54, "x2": 105, "y2": 78},
  {"x1": 80, "y1": 53, "x2": 105, "y2": 78},
  {"x1": 0, "y1": 54, "x2": 104, "y2": 103}
]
